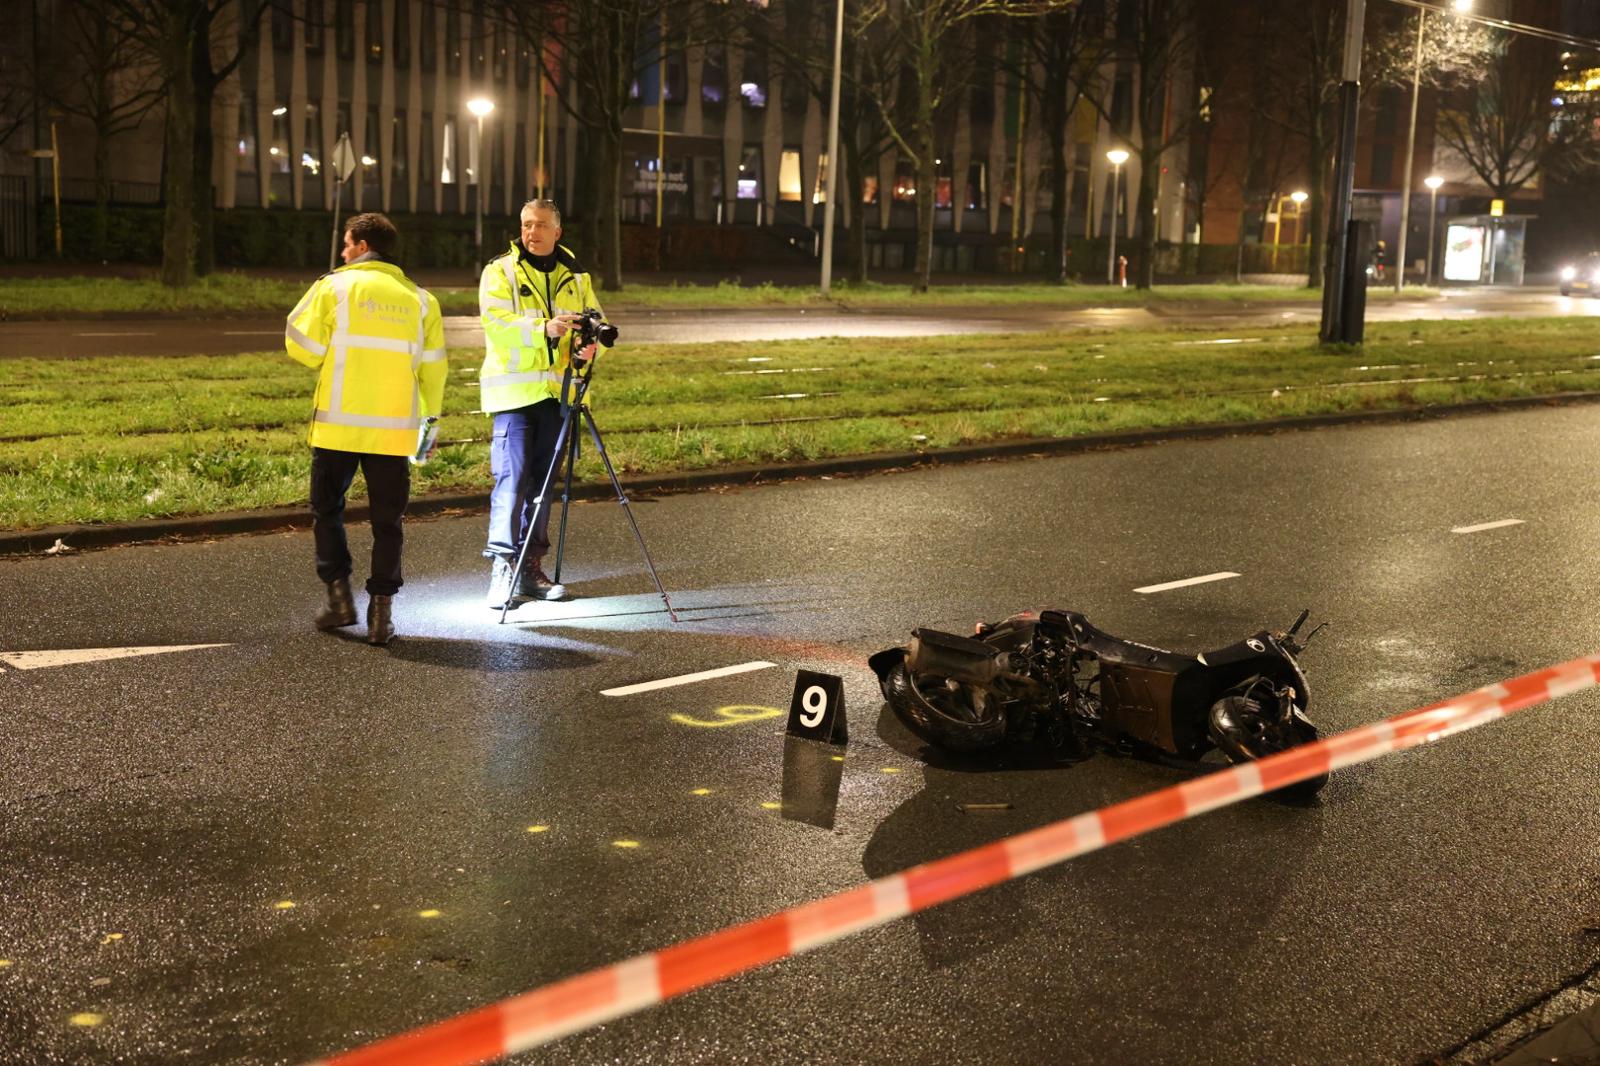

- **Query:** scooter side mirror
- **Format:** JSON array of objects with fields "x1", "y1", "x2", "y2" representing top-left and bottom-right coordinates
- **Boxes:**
[{"x1": 1287, "y1": 609, "x2": 1310, "y2": 637}]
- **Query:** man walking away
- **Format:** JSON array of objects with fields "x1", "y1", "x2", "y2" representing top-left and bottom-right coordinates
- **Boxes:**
[
  {"x1": 285, "y1": 212, "x2": 447, "y2": 645},
  {"x1": 477, "y1": 198, "x2": 600, "y2": 610}
]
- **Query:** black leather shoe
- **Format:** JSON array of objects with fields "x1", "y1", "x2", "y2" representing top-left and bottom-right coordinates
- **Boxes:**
[
  {"x1": 315, "y1": 578, "x2": 357, "y2": 630},
  {"x1": 367, "y1": 594, "x2": 395, "y2": 646}
]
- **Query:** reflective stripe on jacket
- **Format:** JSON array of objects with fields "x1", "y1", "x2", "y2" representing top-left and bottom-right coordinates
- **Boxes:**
[
  {"x1": 285, "y1": 259, "x2": 447, "y2": 456},
  {"x1": 477, "y1": 240, "x2": 602, "y2": 413}
]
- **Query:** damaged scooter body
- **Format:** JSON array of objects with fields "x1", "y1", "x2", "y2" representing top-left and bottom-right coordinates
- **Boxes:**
[{"x1": 869, "y1": 608, "x2": 1329, "y2": 798}]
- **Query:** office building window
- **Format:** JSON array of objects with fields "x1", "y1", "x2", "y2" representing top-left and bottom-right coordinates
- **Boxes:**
[
  {"x1": 492, "y1": 21, "x2": 507, "y2": 81},
  {"x1": 892, "y1": 159, "x2": 915, "y2": 202},
  {"x1": 740, "y1": 49, "x2": 767, "y2": 108},
  {"x1": 446, "y1": 4, "x2": 461, "y2": 74},
  {"x1": 861, "y1": 175, "x2": 879, "y2": 204},
  {"x1": 363, "y1": 107, "x2": 380, "y2": 184},
  {"x1": 393, "y1": 0, "x2": 409, "y2": 67},
  {"x1": 418, "y1": 112, "x2": 434, "y2": 185},
  {"x1": 237, "y1": 94, "x2": 257, "y2": 176},
  {"x1": 441, "y1": 117, "x2": 457, "y2": 184},
  {"x1": 272, "y1": 0, "x2": 293, "y2": 49},
  {"x1": 965, "y1": 161, "x2": 986, "y2": 210},
  {"x1": 736, "y1": 145, "x2": 761, "y2": 199},
  {"x1": 471, "y1": 3, "x2": 485, "y2": 76},
  {"x1": 336, "y1": 0, "x2": 354, "y2": 59},
  {"x1": 778, "y1": 148, "x2": 802, "y2": 202},
  {"x1": 516, "y1": 42, "x2": 530, "y2": 88},
  {"x1": 392, "y1": 110, "x2": 408, "y2": 188},
  {"x1": 703, "y1": 46, "x2": 726, "y2": 106},
  {"x1": 270, "y1": 103, "x2": 291, "y2": 173},
  {"x1": 303, "y1": 102, "x2": 323, "y2": 176},
  {"x1": 367, "y1": 0, "x2": 384, "y2": 60},
  {"x1": 420, "y1": 1, "x2": 435, "y2": 71},
  {"x1": 665, "y1": 50, "x2": 685, "y2": 103}
]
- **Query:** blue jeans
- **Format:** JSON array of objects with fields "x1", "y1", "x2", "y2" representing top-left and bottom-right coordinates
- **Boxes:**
[{"x1": 485, "y1": 399, "x2": 565, "y2": 561}]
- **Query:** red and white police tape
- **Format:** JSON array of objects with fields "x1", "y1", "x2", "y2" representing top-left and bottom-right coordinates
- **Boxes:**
[{"x1": 309, "y1": 651, "x2": 1600, "y2": 1066}]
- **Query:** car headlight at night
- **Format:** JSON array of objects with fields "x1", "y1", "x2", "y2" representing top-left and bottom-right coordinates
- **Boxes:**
[{"x1": 1562, "y1": 266, "x2": 1577, "y2": 280}]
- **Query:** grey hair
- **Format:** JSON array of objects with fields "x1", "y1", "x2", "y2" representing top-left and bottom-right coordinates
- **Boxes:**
[{"x1": 520, "y1": 198, "x2": 561, "y2": 226}]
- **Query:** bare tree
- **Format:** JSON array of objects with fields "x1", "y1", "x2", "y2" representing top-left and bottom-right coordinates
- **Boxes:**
[
  {"x1": 498, "y1": 0, "x2": 732, "y2": 292},
  {"x1": 1434, "y1": 34, "x2": 1600, "y2": 200},
  {"x1": 1017, "y1": 5, "x2": 1101, "y2": 282},
  {"x1": 106, "y1": 0, "x2": 263, "y2": 286},
  {"x1": 756, "y1": 0, "x2": 896, "y2": 284},
  {"x1": 1247, "y1": 0, "x2": 1342, "y2": 288},
  {"x1": 39, "y1": 0, "x2": 165, "y2": 249},
  {"x1": 861, "y1": 0, "x2": 1062, "y2": 293}
]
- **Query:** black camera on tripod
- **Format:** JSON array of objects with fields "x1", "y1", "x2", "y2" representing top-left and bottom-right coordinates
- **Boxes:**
[{"x1": 572, "y1": 308, "x2": 618, "y2": 352}]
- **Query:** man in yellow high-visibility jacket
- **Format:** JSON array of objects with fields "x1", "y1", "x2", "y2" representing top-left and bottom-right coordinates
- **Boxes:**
[
  {"x1": 478, "y1": 198, "x2": 601, "y2": 609},
  {"x1": 285, "y1": 212, "x2": 447, "y2": 645}
]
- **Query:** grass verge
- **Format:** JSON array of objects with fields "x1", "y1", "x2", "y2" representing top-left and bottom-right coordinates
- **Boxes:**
[
  {"x1": 0, "y1": 273, "x2": 1438, "y2": 319},
  {"x1": 0, "y1": 314, "x2": 1590, "y2": 530}
]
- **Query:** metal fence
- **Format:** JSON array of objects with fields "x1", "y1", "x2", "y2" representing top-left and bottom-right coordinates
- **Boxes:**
[
  {"x1": 58, "y1": 178, "x2": 162, "y2": 204},
  {"x1": 0, "y1": 175, "x2": 37, "y2": 260}
]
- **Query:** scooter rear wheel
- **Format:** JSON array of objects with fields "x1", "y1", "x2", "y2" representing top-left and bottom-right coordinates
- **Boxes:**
[{"x1": 879, "y1": 652, "x2": 1007, "y2": 752}]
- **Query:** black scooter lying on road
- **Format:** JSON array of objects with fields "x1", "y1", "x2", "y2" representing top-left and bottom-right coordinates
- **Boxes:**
[{"x1": 869, "y1": 608, "x2": 1330, "y2": 799}]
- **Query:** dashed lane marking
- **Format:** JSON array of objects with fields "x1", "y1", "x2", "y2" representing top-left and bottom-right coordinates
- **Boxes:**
[
  {"x1": 0, "y1": 644, "x2": 231, "y2": 671},
  {"x1": 1134, "y1": 572, "x2": 1240, "y2": 595},
  {"x1": 602, "y1": 661, "x2": 775, "y2": 697},
  {"x1": 1451, "y1": 519, "x2": 1525, "y2": 534}
]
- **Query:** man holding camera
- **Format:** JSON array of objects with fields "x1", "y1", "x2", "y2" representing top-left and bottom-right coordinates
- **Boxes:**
[
  {"x1": 478, "y1": 198, "x2": 602, "y2": 609},
  {"x1": 285, "y1": 212, "x2": 447, "y2": 645}
]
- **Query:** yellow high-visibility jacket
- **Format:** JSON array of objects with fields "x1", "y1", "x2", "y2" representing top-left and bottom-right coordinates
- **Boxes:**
[
  {"x1": 284, "y1": 259, "x2": 447, "y2": 456},
  {"x1": 478, "y1": 241, "x2": 602, "y2": 413}
]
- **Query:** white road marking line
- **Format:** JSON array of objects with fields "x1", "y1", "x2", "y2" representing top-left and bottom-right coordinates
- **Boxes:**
[
  {"x1": 74, "y1": 331, "x2": 155, "y2": 337},
  {"x1": 1134, "y1": 572, "x2": 1241, "y2": 595},
  {"x1": 602, "y1": 660, "x2": 776, "y2": 697},
  {"x1": 1451, "y1": 518, "x2": 1525, "y2": 535},
  {"x1": 0, "y1": 644, "x2": 231, "y2": 670}
]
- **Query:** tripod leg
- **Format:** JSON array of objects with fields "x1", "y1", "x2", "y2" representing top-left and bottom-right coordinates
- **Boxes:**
[
  {"x1": 551, "y1": 403, "x2": 582, "y2": 583},
  {"x1": 500, "y1": 406, "x2": 579, "y2": 624},
  {"x1": 580, "y1": 408, "x2": 680, "y2": 623}
]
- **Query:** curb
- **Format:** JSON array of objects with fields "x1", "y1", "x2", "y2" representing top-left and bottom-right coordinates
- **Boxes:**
[{"x1": 5, "y1": 389, "x2": 1598, "y2": 558}]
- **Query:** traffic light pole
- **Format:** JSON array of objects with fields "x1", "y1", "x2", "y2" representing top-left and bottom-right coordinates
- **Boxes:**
[{"x1": 1319, "y1": 0, "x2": 1366, "y2": 345}]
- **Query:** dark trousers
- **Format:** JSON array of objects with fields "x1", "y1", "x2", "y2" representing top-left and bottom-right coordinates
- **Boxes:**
[
  {"x1": 310, "y1": 448, "x2": 411, "y2": 596},
  {"x1": 485, "y1": 399, "x2": 566, "y2": 561}
]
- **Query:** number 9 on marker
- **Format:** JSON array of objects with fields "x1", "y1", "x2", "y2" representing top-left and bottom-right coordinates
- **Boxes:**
[{"x1": 786, "y1": 670, "x2": 847, "y2": 745}]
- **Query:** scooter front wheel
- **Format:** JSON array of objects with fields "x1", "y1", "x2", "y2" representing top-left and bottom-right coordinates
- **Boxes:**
[
  {"x1": 877, "y1": 651, "x2": 1008, "y2": 753},
  {"x1": 1208, "y1": 696, "x2": 1329, "y2": 799}
]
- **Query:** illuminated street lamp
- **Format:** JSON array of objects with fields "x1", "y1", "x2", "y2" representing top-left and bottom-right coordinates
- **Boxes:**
[
  {"x1": 467, "y1": 96, "x2": 495, "y2": 266},
  {"x1": 1271, "y1": 190, "x2": 1309, "y2": 271},
  {"x1": 1424, "y1": 175, "x2": 1444, "y2": 286},
  {"x1": 1105, "y1": 148, "x2": 1128, "y2": 284}
]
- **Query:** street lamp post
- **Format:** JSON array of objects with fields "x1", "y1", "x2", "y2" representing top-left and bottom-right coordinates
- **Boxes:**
[
  {"x1": 1424, "y1": 174, "x2": 1443, "y2": 286},
  {"x1": 1395, "y1": 0, "x2": 1471, "y2": 292},
  {"x1": 1106, "y1": 148, "x2": 1128, "y2": 284},
  {"x1": 467, "y1": 97, "x2": 495, "y2": 268},
  {"x1": 819, "y1": 0, "x2": 844, "y2": 295}
]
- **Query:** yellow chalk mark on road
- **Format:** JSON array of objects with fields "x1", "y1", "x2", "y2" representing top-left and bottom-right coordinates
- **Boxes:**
[
  {"x1": 831, "y1": 756, "x2": 845, "y2": 762},
  {"x1": 68, "y1": 1013, "x2": 103, "y2": 1027},
  {"x1": 99, "y1": 933, "x2": 122, "y2": 945},
  {"x1": 690, "y1": 788, "x2": 712, "y2": 796},
  {"x1": 761, "y1": 802, "x2": 782, "y2": 810},
  {"x1": 0, "y1": 959, "x2": 11, "y2": 968},
  {"x1": 670, "y1": 704, "x2": 783, "y2": 729},
  {"x1": 880, "y1": 767, "x2": 902, "y2": 774},
  {"x1": 612, "y1": 840, "x2": 641, "y2": 849},
  {"x1": 418, "y1": 909, "x2": 441, "y2": 919},
  {"x1": 525, "y1": 825, "x2": 550, "y2": 834},
  {"x1": 274, "y1": 901, "x2": 296, "y2": 910}
]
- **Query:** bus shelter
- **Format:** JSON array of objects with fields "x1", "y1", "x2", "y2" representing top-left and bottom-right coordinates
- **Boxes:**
[{"x1": 1440, "y1": 213, "x2": 1530, "y2": 286}]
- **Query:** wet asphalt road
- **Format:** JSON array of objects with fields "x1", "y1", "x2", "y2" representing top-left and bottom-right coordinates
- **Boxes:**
[
  {"x1": 5, "y1": 286, "x2": 1600, "y2": 358},
  {"x1": 6, "y1": 405, "x2": 1600, "y2": 1064}
]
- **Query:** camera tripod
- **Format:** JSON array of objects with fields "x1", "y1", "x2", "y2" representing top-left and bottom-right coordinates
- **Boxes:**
[{"x1": 500, "y1": 357, "x2": 679, "y2": 624}]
